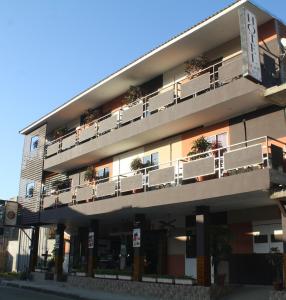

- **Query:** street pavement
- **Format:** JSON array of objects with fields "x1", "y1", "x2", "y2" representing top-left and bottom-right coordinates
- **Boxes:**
[{"x1": 0, "y1": 286, "x2": 69, "y2": 300}]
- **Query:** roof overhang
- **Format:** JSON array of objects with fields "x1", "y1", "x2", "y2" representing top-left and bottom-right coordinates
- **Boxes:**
[{"x1": 20, "y1": 0, "x2": 276, "y2": 135}]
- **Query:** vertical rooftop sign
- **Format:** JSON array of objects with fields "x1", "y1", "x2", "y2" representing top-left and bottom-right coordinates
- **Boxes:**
[{"x1": 239, "y1": 7, "x2": 262, "y2": 83}]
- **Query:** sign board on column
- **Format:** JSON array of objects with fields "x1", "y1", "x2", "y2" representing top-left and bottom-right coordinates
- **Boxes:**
[
  {"x1": 4, "y1": 201, "x2": 18, "y2": 226},
  {"x1": 88, "y1": 232, "x2": 95, "y2": 249},
  {"x1": 55, "y1": 234, "x2": 60, "y2": 249},
  {"x1": 239, "y1": 7, "x2": 262, "y2": 82},
  {"x1": 133, "y1": 228, "x2": 141, "y2": 248}
]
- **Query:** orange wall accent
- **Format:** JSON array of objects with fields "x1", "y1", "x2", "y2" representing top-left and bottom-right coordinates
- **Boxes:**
[
  {"x1": 229, "y1": 223, "x2": 253, "y2": 254},
  {"x1": 167, "y1": 255, "x2": 185, "y2": 276},
  {"x1": 258, "y1": 19, "x2": 277, "y2": 43},
  {"x1": 102, "y1": 93, "x2": 126, "y2": 114},
  {"x1": 181, "y1": 121, "x2": 229, "y2": 157},
  {"x1": 94, "y1": 157, "x2": 113, "y2": 177}
]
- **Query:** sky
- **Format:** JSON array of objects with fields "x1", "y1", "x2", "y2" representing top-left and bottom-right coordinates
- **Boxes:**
[{"x1": 0, "y1": 0, "x2": 286, "y2": 200}]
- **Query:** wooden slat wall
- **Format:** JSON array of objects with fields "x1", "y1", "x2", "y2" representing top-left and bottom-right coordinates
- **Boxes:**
[{"x1": 18, "y1": 124, "x2": 47, "y2": 224}]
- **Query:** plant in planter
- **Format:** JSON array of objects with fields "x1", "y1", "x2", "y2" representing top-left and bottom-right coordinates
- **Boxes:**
[
  {"x1": 52, "y1": 127, "x2": 68, "y2": 140},
  {"x1": 130, "y1": 157, "x2": 144, "y2": 173},
  {"x1": 267, "y1": 247, "x2": 283, "y2": 290},
  {"x1": 52, "y1": 179, "x2": 70, "y2": 191},
  {"x1": 185, "y1": 56, "x2": 208, "y2": 80},
  {"x1": 188, "y1": 136, "x2": 212, "y2": 158},
  {"x1": 210, "y1": 225, "x2": 232, "y2": 286},
  {"x1": 124, "y1": 85, "x2": 143, "y2": 106},
  {"x1": 84, "y1": 166, "x2": 96, "y2": 182},
  {"x1": 81, "y1": 108, "x2": 101, "y2": 125}
]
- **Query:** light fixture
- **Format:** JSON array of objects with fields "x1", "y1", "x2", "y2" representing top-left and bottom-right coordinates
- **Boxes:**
[
  {"x1": 280, "y1": 38, "x2": 286, "y2": 60},
  {"x1": 175, "y1": 236, "x2": 187, "y2": 241},
  {"x1": 274, "y1": 230, "x2": 283, "y2": 235}
]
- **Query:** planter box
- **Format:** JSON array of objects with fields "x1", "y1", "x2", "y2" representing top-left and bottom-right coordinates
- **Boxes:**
[
  {"x1": 94, "y1": 274, "x2": 106, "y2": 279},
  {"x1": 35, "y1": 268, "x2": 42, "y2": 272},
  {"x1": 75, "y1": 272, "x2": 87, "y2": 277},
  {"x1": 142, "y1": 276, "x2": 157, "y2": 283},
  {"x1": 174, "y1": 278, "x2": 194, "y2": 285},
  {"x1": 157, "y1": 277, "x2": 174, "y2": 284},
  {"x1": 45, "y1": 272, "x2": 54, "y2": 280},
  {"x1": 118, "y1": 275, "x2": 132, "y2": 281},
  {"x1": 104, "y1": 274, "x2": 117, "y2": 280}
]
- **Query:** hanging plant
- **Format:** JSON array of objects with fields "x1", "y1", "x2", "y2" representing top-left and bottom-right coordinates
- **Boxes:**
[
  {"x1": 185, "y1": 56, "x2": 208, "y2": 80},
  {"x1": 124, "y1": 85, "x2": 143, "y2": 106},
  {"x1": 84, "y1": 166, "x2": 96, "y2": 182}
]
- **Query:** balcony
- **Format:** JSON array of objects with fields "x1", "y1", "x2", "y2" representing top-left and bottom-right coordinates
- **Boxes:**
[
  {"x1": 41, "y1": 137, "x2": 286, "y2": 222},
  {"x1": 44, "y1": 51, "x2": 275, "y2": 173}
]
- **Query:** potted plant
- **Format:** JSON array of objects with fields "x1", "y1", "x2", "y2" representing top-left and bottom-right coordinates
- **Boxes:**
[
  {"x1": 116, "y1": 270, "x2": 132, "y2": 281},
  {"x1": 84, "y1": 166, "x2": 96, "y2": 182},
  {"x1": 81, "y1": 108, "x2": 101, "y2": 125},
  {"x1": 210, "y1": 225, "x2": 232, "y2": 286},
  {"x1": 130, "y1": 157, "x2": 144, "y2": 173},
  {"x1": 52, "y1": 127, "x2": 68, "y2": 140},
  {"x1": 185, "y1": 56, "x2": 208, "y2": 80},
  {"x1": 187, "y1": 136, "x2": 212, "y2": 181},
  {"x1": 267, "y1": 247, "x2": 283, "y2": 290},
  {"x1": 124, "y1": 85, "x2": 143, "y2": 106}
]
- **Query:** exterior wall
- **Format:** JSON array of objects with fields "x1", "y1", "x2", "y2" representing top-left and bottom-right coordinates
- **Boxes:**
[
  {"x1": 19, "y1": 124, "x2": 47, "y2": 224},
  {"x1": 229, "y1": 223, "x2": 253, "y2": 254},
  {"x1": 229, "y1": 107, "x2": 286, "y2": 144},
  {"x1": 181, "y1": 121, "x2": 229, "y2": 157}
]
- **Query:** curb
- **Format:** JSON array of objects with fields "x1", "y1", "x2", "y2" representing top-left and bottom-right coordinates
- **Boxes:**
[{"x1": 5, "y1": 281, "x2": 98, "y2": 300}]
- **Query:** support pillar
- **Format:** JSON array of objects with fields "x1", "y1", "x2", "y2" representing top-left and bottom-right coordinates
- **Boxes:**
[
  {"x1": 196, "y1": 206, "x2": 211, "y2": 286},
  {"x1": 55, "y1": 224, "x2": 65, "y2": 281},
  {"x1": 28, "y1": 226, "x2": 39, "y2": 272},
  {"x1": 87, "y1": 220, "x2": 99, "y2": 277},
  {"x1": 282, "y1": 214, "x2": 286, "y2": 288},
  {"x1": 133, "y1": 214, "x2": 145, "y2": 281}
]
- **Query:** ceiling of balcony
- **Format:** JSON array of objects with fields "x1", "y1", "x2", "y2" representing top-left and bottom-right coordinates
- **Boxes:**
[{"x1": 21, "y1": 0, "x2": 274, "y2": 134}]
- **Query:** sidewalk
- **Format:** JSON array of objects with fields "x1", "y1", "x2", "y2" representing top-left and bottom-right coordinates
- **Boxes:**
[{"x1": 1, "y1": 279, "x2": 159, "y2": 300}]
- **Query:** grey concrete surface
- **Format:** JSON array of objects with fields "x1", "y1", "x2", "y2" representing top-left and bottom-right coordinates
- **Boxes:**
[{"x1": 221, "y1": 285, "x2": 272, "y2": 300}]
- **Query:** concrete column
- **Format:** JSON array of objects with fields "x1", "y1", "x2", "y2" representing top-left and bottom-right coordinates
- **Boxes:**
[
  {"x1": 55, "y1": 224, "x2": 65, "y2": 281},
  {"x1": 133, "y1": 214, "x2": 145, "y2": 281},
  {"x1": 196, "y1": 206, "x2": 211, "y2": 286},
  {"x1": 28, "y1": 226, "x2": 39, "y2": 272},
  {"x1": 282, "y1": 214, "x2": 286, "y2": 288},
  {"x1": 87, "y1": 220, "x2": 99, "y2": 277}
]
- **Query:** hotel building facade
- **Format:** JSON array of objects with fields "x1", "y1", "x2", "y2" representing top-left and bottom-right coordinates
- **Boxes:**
[{"x1": 18, "y1": 0, "x2": 286, "y2": 287}]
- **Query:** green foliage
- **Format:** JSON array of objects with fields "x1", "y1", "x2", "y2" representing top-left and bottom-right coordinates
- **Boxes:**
[
  {"x1": 130, "y1": 157, "x2": 144, "y2": 171},
  {"x1": 82, "y1": 109, "x2": 101, "y2": 125},
  {"x1": 124, "y1": 85, "x2": 143, "y2": 105},
  {"x1": 267, "y1": 247, "x2": 283, "y2": 282},
  {"x1": 188, "y1": 136, "x2": 212, "y2": 157},
  {"x1": 84, "y1": 167, "x2": 95, "y2": 182},
  {"x1": 0, "y1": 272, "x2": 20, "y2": 280},
  {"x1": 185, "y1": 56, "x2": 208, "y2": 79},
  {"x1": 52, "y1": 127, "x2": 67, "y2": 140},
  {"x1": 52, "y1": 179, "x2": 70, "y2": 191},
  {"x1": 210, "y1": 225, "x2": 232, "y2": 282}
]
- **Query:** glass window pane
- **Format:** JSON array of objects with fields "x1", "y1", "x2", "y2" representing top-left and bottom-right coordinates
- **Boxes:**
[
  {"x1": 30, "y1": 136, "x2": 39, "y2": 152},
  {"x1": 254, "y1": 234, "x2": 268, "y2": 243},
  {"x1": 151, "y1": 152, "x2": 159, "y2": 166},
  {"x1": 217, "y1": 133, "x2": 227, "y2": 147},
  {"x1": 26, "y1": 182, "x2": 35, "y2": 198}
]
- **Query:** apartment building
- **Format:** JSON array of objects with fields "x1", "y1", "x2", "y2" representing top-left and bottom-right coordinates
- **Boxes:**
[{"x1": 18, "y1": 0, "x2": 286, "y2": 286}]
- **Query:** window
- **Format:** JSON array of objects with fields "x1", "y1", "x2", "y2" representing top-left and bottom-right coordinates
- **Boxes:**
[
  {"x1": 26, "y1": 182, "x2": 35, "y2": 198},
  {"x1": 271, "y1": 233, "x2": 282, "y2": 243},
  {"x1": 97, "y1": 167, "x2": 110, "y2": 181},
  {"x1": 143, "y1": 152, "x2": 159, "y2": 170},
  {"x1": 30, "y1": 136, "x2": 39, "y2": 152},
  {"x1": 254, "y1": 234, "x2": 268, "y2": 244},
  {"x1": 206, "y1": 132, "x2": 227, "y2": 148}
]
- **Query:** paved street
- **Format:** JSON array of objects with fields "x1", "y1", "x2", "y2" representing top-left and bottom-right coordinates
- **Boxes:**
[{"x1": 0, "y1": 286, "x2": 69, "y2": 300}]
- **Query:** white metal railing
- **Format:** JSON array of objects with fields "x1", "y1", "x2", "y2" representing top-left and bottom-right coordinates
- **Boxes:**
[
  {"x1": 41, "y1": 136, "x2": 286, "y2": 210},
  {"x1": 44, "y1": 53, "x2": 243, "y2": 157}
]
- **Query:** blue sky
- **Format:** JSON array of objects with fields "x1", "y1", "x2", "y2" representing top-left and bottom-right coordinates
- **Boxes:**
[{"x1": 0, "y1": 0, "x2": 285, "y2": 199}]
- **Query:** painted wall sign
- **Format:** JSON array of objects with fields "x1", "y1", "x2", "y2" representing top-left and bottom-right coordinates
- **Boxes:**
[
  {"x1": 4, "y1": 201, "x2": 18, "y2": 226},
  {"x1": 88, "y1": 232, "x2": 95, "y2": 249},
  {"x1": 239, "y1": 7, "x2": 262, "y2": 82},
  {"x1": 133, "y1": 228, "x2": 141, "y2": 248}
]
